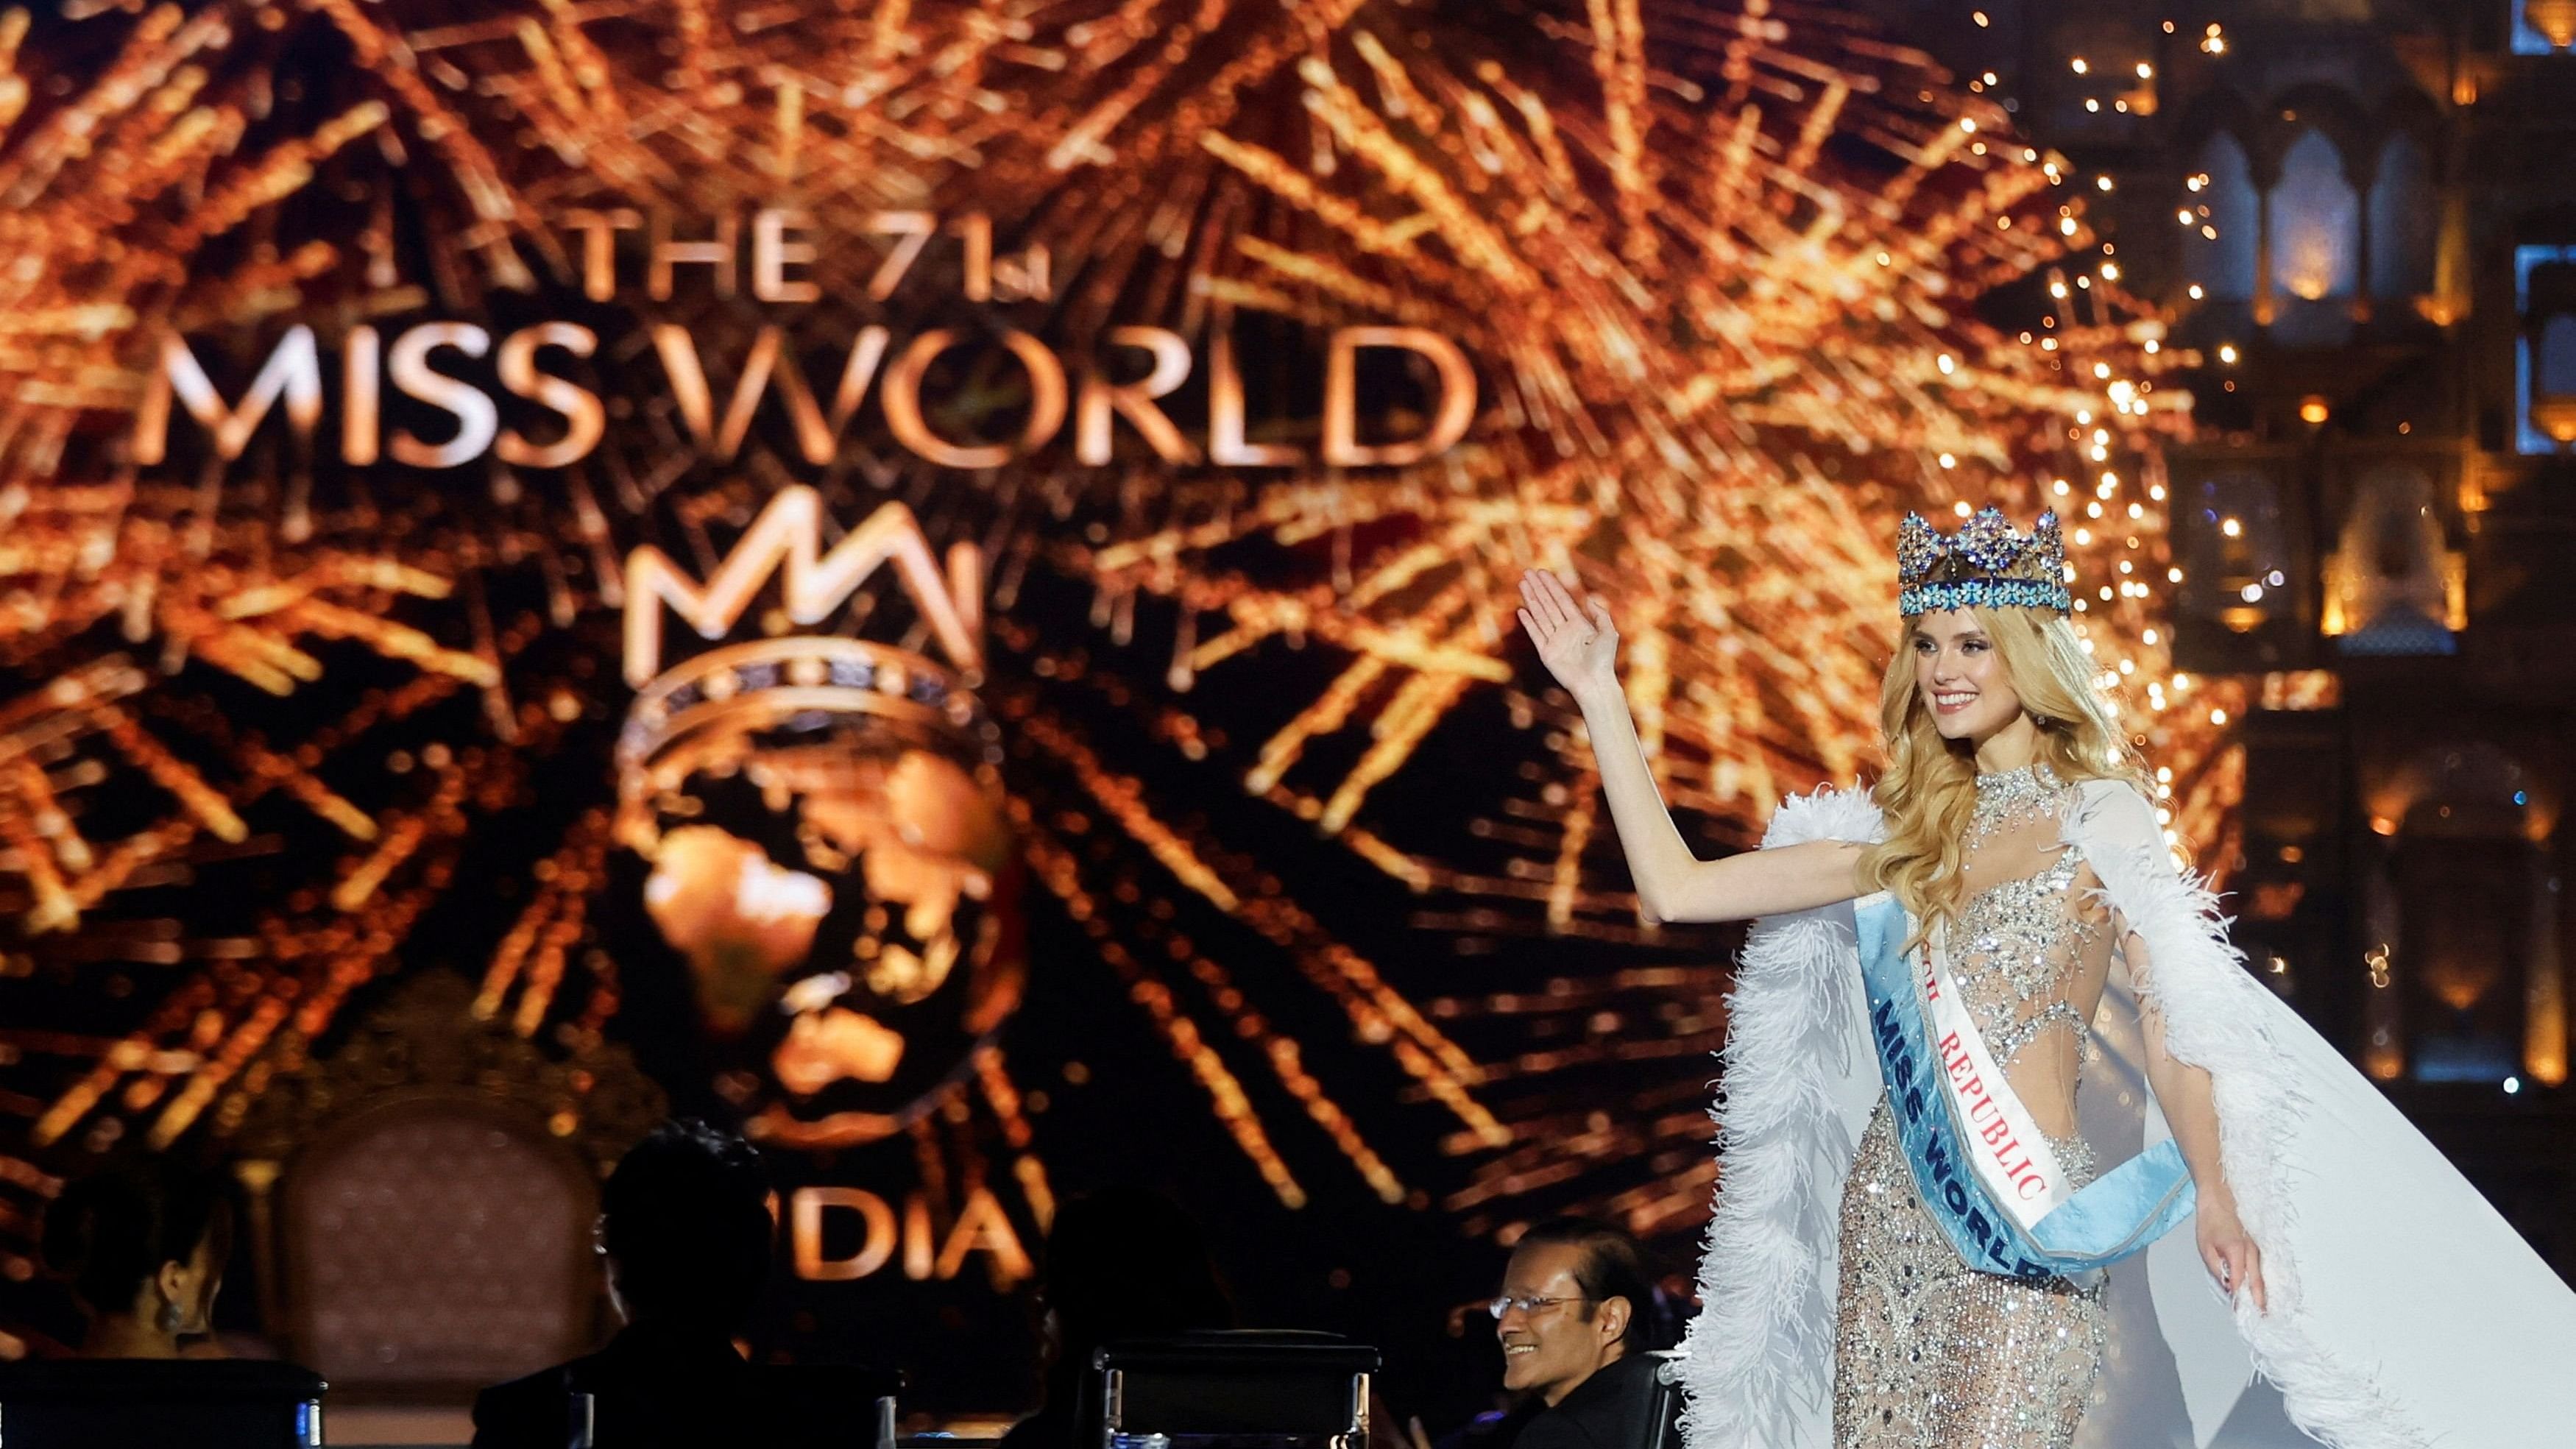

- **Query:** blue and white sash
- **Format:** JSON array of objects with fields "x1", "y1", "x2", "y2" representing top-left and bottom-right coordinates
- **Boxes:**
[{"x1": 1855, "y1": 894, "x2": 2197, "y2": 1280}]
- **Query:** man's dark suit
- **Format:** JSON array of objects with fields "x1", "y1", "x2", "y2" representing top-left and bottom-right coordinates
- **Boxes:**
[{"x1": 1510, "y1": 1353, "x2": 1676, "y2": 1449}]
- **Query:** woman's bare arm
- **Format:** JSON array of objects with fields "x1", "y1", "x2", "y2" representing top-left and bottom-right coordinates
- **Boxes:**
[
  {"x1": 1577, "y1": 684, "x2": 1864, "y2": 921},
  {"x1": 1518, "y1": 569, "x2": 1866, "y2": 924},
  {"x1": 2130, "y1": 929, "x2": 2268, "y2": 1311}
]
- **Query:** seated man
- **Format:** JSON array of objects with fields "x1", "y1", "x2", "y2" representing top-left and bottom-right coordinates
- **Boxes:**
[
  {"x1": 1490, "y1": 1219, "x2": 1671, "y2": 1449},
  {"x1": 472, "y1": 1119, "x2": 774, "y2": 1449}
]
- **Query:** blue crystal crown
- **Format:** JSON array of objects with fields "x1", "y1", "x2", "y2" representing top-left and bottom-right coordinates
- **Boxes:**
[{"x1": 1896, "y1": 507, "x2": 2072, "y2": 617}]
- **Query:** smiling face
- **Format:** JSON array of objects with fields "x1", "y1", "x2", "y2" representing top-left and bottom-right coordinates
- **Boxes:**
[
  {"x1": 1496, "y1": 1240, "x2": 1626, "y2": 1406},
  {"x1": 1909, "y1": 608, "x2": 2026, "y2": 745}
]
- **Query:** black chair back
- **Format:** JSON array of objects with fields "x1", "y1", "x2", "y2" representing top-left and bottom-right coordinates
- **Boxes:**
[
  {"x1": 0, "y1": 1358, "x2": 327, "y2": 1449},
  {"x1": 1092, "y1": 1331, "x2": 1379, "y2": 1449},
  {"x1": 559, "y1": 1361, "x2": 902, "y2": 1449},
  {"x1": 748, "y1": 1363, "x2": 905, "y2": 1449},
  {"x1": 1637, "y1": 1350, "x2": 1685, "y2": 1449}
]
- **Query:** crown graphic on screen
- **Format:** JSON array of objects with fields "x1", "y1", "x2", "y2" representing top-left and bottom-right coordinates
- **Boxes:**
[{"x1": 615, "y1": 486, "x2": 991, "y2": 821}]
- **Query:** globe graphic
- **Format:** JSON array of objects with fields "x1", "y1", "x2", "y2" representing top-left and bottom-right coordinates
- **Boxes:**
[{"x1": 604, "y1": 645, "x2": 1024, "y2": 1149}]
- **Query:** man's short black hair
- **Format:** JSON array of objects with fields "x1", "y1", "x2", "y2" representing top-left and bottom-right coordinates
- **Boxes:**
[
  {"x1": 1512, "y1": 1216, "x2": 1662, "y2": 1350},
  {"x1": 600, "y1": 1119, "x2": 774, "y2": 1331}
]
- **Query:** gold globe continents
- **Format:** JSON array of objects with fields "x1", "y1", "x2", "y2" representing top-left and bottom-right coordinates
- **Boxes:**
[{"x1": 610, "y1": 636, "x2": 1022, "y2": 1149}]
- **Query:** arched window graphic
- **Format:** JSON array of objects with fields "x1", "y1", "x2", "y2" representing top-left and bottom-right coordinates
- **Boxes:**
[
  {"x1": 2178, "y1": 468, "x2": 2290, "y2": 633},
  {"x1": 2367, "y1": 743, "x2": 2556, "y2": 1085},
  {"x1": 2368, "y1": 133, "x2": 2436, "y2": 302},
  {"x1": 2187, "y1": 132, "x2": 2260, "y2": 302},
  {"x1": 2536, "y1": 311, "x2": 2576, "y2": 450},
  {"x1": 2271, "y1": 129, "x2": 2359, "y2": 305},
  {"x1": 2519, "y1": 247, "x2": 2576, "y2": 453},
  {"x1": 2516, "y1": 1, "x2": 2576, "y2": 54},
  {"x1": 2322, "y1": 463, "x2": 2462, "y2": 655},
  {"x1": 2544, "y1": 314, "x2": 2576, "y2": 396}
]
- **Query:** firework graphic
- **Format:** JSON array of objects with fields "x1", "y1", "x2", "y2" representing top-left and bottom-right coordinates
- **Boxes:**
[{"x1": 0, "y1": 0, "x2": 2239, "y2": 1395}]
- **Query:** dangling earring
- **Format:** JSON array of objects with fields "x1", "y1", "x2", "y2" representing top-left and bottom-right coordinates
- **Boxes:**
[{"x1": 159, "y1": 1298, "x2": 186, "y2": 1334}]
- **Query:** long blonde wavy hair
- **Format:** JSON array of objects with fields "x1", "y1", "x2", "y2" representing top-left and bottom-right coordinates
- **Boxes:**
[{"x1": 1858, "y1": 604, "x2": 2156, "y2": 938}]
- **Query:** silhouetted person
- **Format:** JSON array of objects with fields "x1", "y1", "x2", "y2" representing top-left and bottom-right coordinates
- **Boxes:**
[
  {"x1": 43, "y1": 1156, "x2": 231, "y2": 1358},
  {"x1": 999, "y1": 1186, "x2": 1235, "y2": 1449},
  {"x1": 472, "y1": 1119, "x2": 773, "y2": 1449},
  {"x1": 1489, "y1": 1219, "x2": 1672, "y2": 1449}
]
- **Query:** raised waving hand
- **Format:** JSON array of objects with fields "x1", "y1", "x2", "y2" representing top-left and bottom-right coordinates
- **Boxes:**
[
  {"x1": 1515, "y1": 567, "x2": 1619, "y2": 702},
  {"x1": 1512, "y1": 567, "x2": 1862, "y2": 924}
]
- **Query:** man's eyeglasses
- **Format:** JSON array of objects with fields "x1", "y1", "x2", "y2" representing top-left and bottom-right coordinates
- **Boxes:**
[{"x1": 1486, "y1": 1293, "x2": 1592, "y2": 1319}]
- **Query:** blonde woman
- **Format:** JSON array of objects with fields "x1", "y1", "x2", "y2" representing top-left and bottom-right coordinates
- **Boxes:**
[{"x1": 1516, "y1": 509, "x2": 2576, "y2": 1449}]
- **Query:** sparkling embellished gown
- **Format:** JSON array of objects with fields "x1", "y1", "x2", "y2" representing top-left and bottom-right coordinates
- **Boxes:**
[{"x1": 1830, "y1": 765, "x2": 2116, "y2": 1449}]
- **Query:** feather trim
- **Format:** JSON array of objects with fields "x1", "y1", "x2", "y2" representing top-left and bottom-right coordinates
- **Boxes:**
[
  {"x1": 2064, "y1": 779, "x2": 2425, "y2": 1449},
  {"x1": 1674, "y1": 786, "x2": 1883, "y2": 1449}
]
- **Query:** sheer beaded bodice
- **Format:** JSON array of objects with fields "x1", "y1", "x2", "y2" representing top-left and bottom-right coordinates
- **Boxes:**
[
  {"x1": 1933, "y1": 761, "x2": 2112, "y2": 1170},
  {"x1": 1947, "y1": 849, "x2": 2097, "y2": 1066}
]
